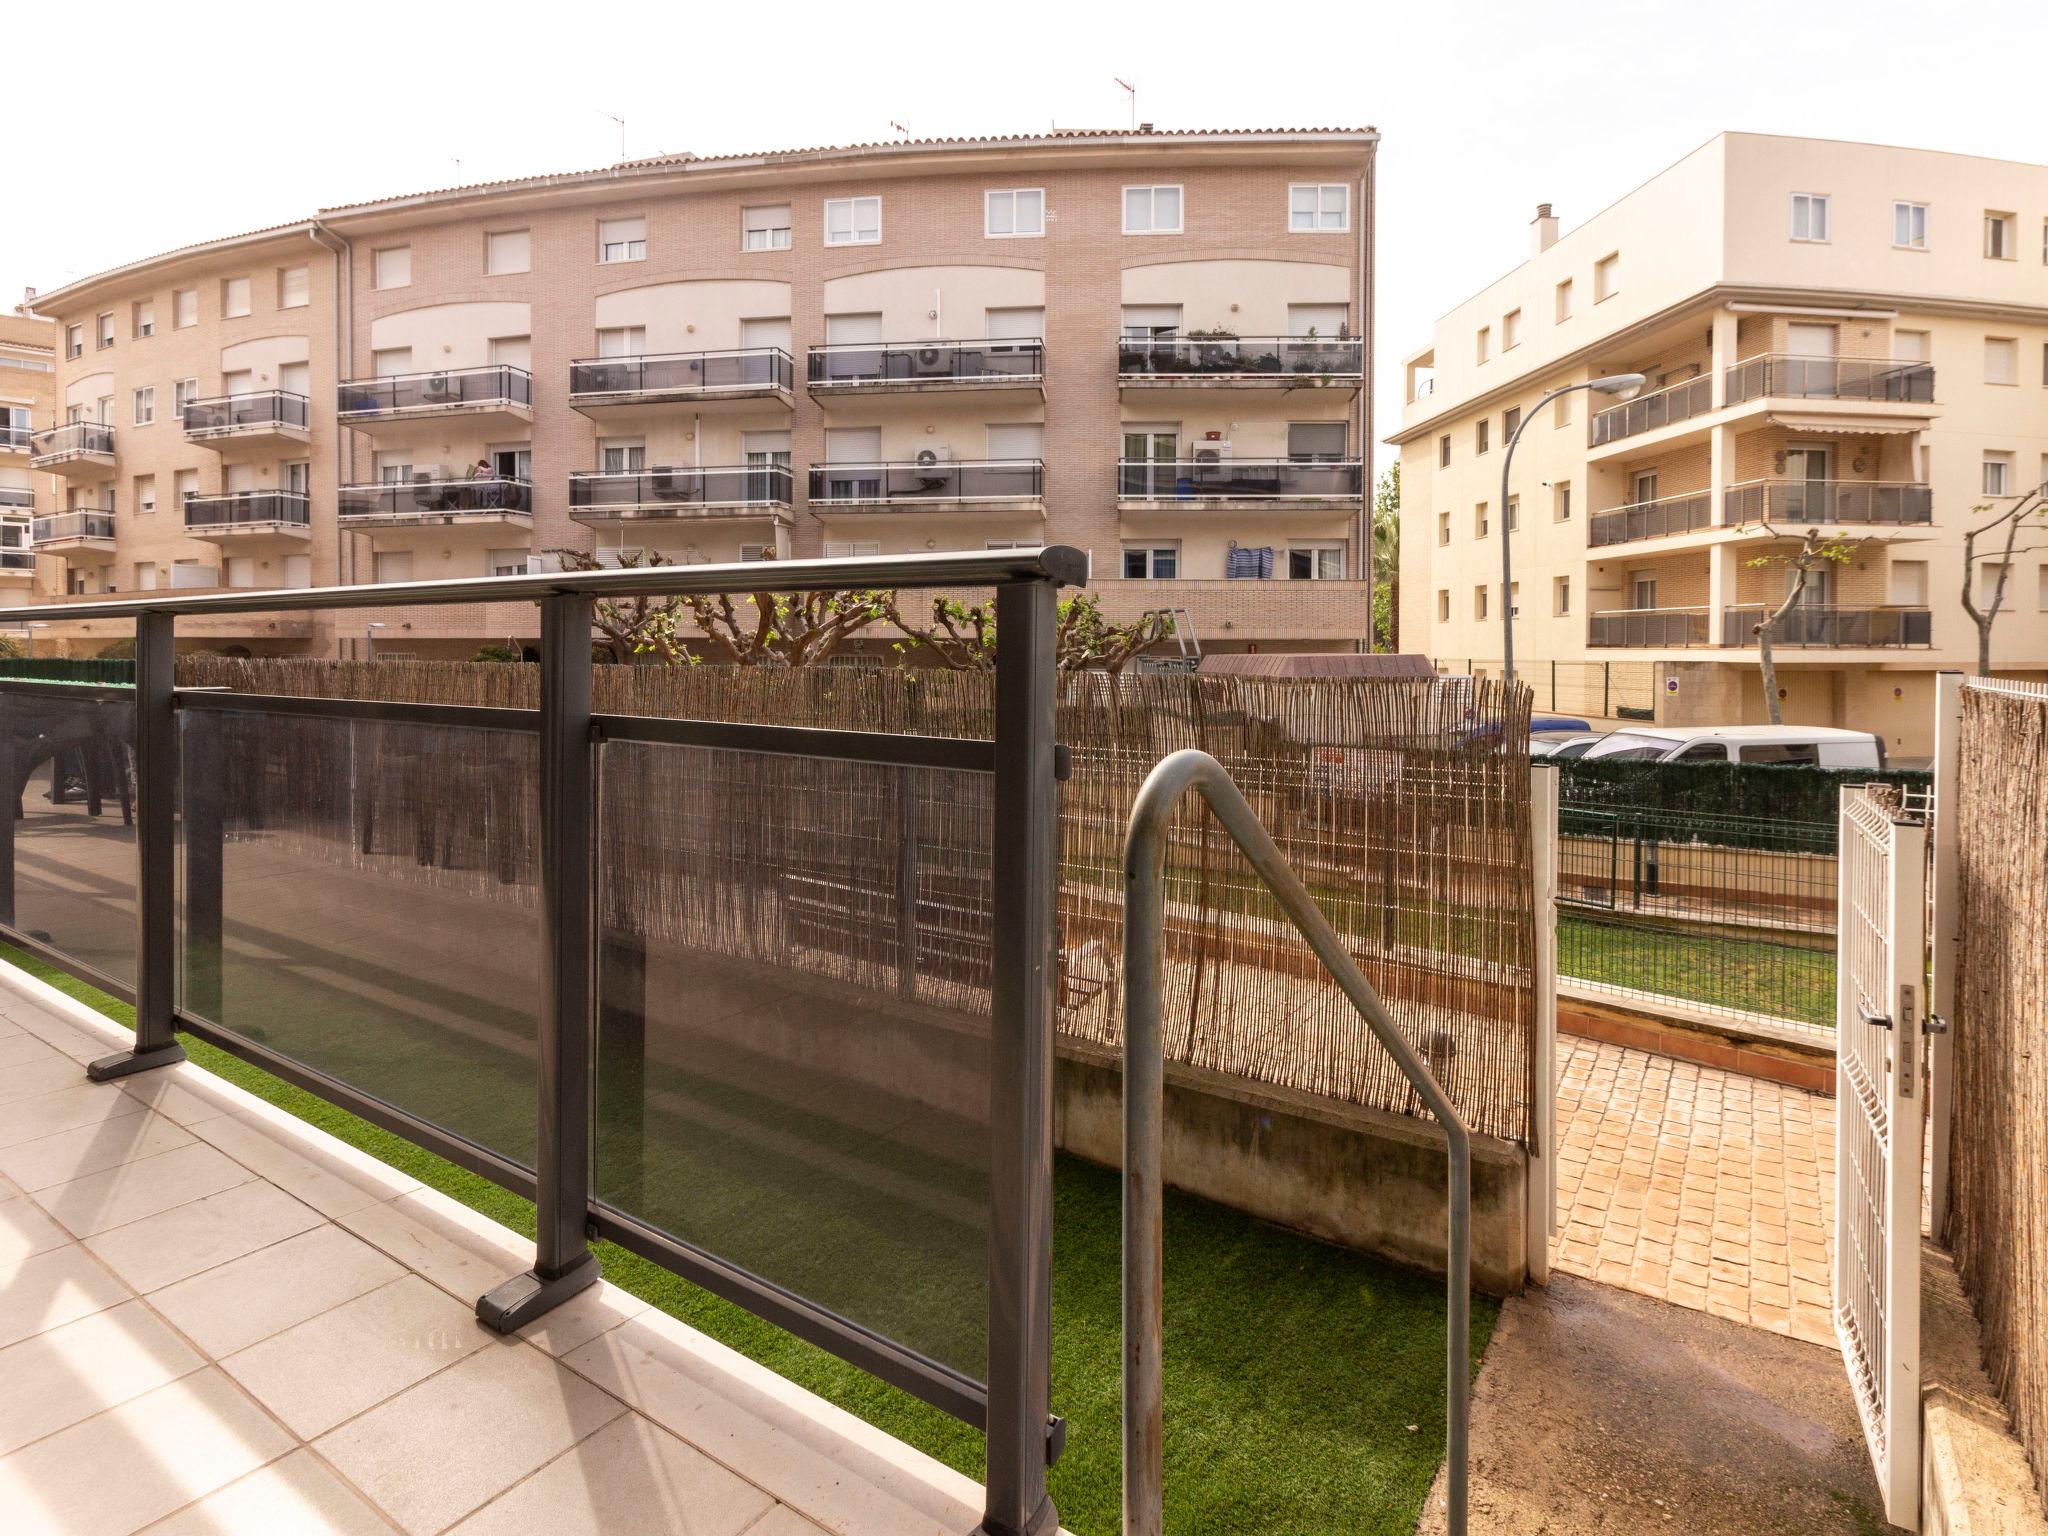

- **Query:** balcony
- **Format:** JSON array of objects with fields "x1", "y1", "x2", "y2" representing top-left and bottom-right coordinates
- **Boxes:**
[
  {"x1": 0, "y1": 423, "x2": 29, "y2": 455},
  {"x1": 806, "y1": 459, "x2": 1044, "y2": 515},
  {"x1": 1118, "y1": 335, "x2": 1363, "y2": 395},
  {"x1": 1723, "y1": 479, "x2": 1933, "y2": 528},
  {"x1": 1588, "y1": 607, "x2": 1712, "y2": 648},
  {"x1": 338, "y1": 477, "x2": 533, "y2": 531},
  {"x1": 569, "y1": 348, "x2": 794, "y2": 418},
  {"x1": 337, "y1": 366, "x2": 533, "y2": 436},
  {"x1": 0, "y1": 545, "x2": 33, "y2": 579},
  {"x1": 1724, "y1": 355, "x2": 1934, "y2": 406},
  {"x1": 182, "y1": 390, "x2": 311, "y2": 451},
  {"x1": 32, "y1": 506, "x2": 117, "y2": 556},
  {"x1": 1587, "y1": 373, "x2": 1713, "y2": 448},
  {"x1": 1116, "y1": 459, "x2": 1364, "y2": 512},
  {"x1": 1721, "y1": 604, "x2": 1932, "y2": 648},
  {"x1": 183, "y1": 490, "x2": 313, "y2": 546},
  {"x1": 570, "y1": 465, "x2": 793, "y2": 527},
  {"x1": 806, "y1": 340, "x2": 1044, "y2": 403},
  {"x1": 1587, "y1": 491, "x2": 1715, "y2": 548},
  {"x1": 28, "y1": 422, "x2": 116, "y2": 480}
]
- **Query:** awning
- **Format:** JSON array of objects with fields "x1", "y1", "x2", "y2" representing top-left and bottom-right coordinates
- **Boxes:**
[{"x1": 1767, "y1": 414, "x2": 1923, "y2": 435}]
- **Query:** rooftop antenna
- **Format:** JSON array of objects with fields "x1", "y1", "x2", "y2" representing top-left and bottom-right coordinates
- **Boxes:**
[
  {"x1": 1115, "y1": 78, "x2": 1137, "y2": 131},
  {"x1": 890, "y1": 120, "x2": 911, "y2": 140},
  {"x1": 600, "y1": 110, "x2": 627, "y2": 160}
]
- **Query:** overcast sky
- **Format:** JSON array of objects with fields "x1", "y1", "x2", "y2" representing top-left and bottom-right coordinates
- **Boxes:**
[{"x1": 12, "y1": 0, "x2": 2042, "y2": 465}]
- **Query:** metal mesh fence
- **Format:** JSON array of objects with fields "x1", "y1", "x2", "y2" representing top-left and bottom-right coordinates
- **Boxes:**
[{"x1": 1432, "y1": 658, "x2": 1659, "y2": 722}]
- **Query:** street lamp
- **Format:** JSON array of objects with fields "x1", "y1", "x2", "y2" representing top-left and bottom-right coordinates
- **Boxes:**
[
  {"x1": 1499, "y1": 372, "x2": 1646, "y2": 685},
  {"x1": 365, "y1": 621, "x2": 387, "y2": 662},
  {"x1": 24, "y1": 623, "x2": 50, "y2": 659}
]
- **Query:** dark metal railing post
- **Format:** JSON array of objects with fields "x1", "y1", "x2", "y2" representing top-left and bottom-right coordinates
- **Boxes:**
[
  {"x1": 982, "y1": 576, "x2": 1060, "y2": 1536},
  {"x1": 478, "y1": 592, "x2": 601, "y2": 1331},
  {"x1": 183, "y1": 712, "x2": 225, "y2": 1023},
  {"x1": 88, "y1": 610, "x2": 187, "y2": 1081}
]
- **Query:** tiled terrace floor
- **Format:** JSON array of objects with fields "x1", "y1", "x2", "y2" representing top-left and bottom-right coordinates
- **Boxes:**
[
  {"x1": 0, "y1": 966, "x2": 995, "y2": 1536},
  {"x1": 1551, "y1": 1033, "x2": 1836, "y2": 1347}
]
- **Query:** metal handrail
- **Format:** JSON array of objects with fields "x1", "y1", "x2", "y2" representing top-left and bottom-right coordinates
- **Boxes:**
[{"x1": 1121, "y1": 749, "x2": 1470, "y2": 1536}]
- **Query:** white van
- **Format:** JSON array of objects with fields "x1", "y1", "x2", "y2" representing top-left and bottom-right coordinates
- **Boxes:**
[{"x1": 1578, "y1": 725, "x2": 1885, "y2": 768}]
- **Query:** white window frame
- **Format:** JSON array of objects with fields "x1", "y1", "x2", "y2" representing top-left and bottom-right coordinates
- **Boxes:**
[
  {"x1": 824, "y1": 539, "x2": 883, "y2": 558},
  {"x1": 1789, "y1": 192, "x2": 1830, "y2": 243},
  {"x1": 220, "y1": 277, "x2": 252, "y2": 319},
  {"x1": 1121, "y1": 542, "x2": 1179, "y2": 579},
  {"x1": 96, "y1": 312, "x2": 114, "y2": 349},
  {"x1": 1985, "y1": 211, "x2": 2016, "y2": 261},
  {"x1": 277, "y1": 265, "x2": 310, "y2": 308},
  {"x1": 741, "y1": 205, "x2": 792, "y2": 252},
  {"x1": 984, "y1": 188, "x2": 1045, "y2": 239},
  {"x1": 1287, "y1": 183, "x2": 1350, "y2": 233},
  {"x1": 484, "y1": 230, "x2": 531, "y2": 276},
  {"x1": 1286, "y1": 543, "x2": 1346, "y2": 580},
  {"x1": 1502, "y1": 309, "x2": 1522, "y2": 350},
  {"x1": 64, "y1": 324, "x2": 82, "y2": 359},
  {"x1": 133, "y1": 301, "x2": 155, "y2": 338},
  {"x1": 822, "y1": 197, "x2": 881, "y2": 247},
  {"x1": 132, "y1": 387, "x2": 154, "y2": 426},
  {"x1": 371, "y1": 248, "x2": 411, "y2": 291},
  {"x1": 1986, "y1": 336, "x2": 2018, "y2": 386},
  {"x1": 134, "y1": 476, "x2": 156, "y2": 516},
  {"x1": 1122, "y1": 185, "x2": 1183, "y2": 236},
  {"x1": 173, "y1": 289, "x2": 198, "y2": 329},
  {"x1": 1437, "y1": 590, "x2": 1450, "y2": 623},
  {"x1": 1983, "y1": 455, "x2": 2012, "y2": 497},
  {"x1": 1555, "y1": 278, "x2": 1574, "y2": 322},
  {"x1": 598, "y1": 218, "x2": 647, "y2": 264},
  {"x1": 1893, "y1": 201, "x2": 1929, "y2": 251},
  {"x1": 1594, "y1": 252, "x2": 1620, "y2": 303}
]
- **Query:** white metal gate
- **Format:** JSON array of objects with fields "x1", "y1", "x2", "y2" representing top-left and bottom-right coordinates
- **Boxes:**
[{"x1": 1835, "y1": 785, "x2": 1926, "y2": 1530}]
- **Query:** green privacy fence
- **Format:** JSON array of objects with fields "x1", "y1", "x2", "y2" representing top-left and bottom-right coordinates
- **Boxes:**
[
  {"x1": 0, "y1": 657, "x2": 137, "y2": 685},
  {"x1": 1560, "y1": 758, "x2": 1929, "y2": 839}
]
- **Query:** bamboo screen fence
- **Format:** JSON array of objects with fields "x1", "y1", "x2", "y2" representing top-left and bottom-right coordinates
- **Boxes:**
[
  {"x1": 177, "y1": 655, "x2": 1538, "y2": 1146},
  {"x1": 1951, "y1": 678, "x2": 2048, "y2": 1501}
]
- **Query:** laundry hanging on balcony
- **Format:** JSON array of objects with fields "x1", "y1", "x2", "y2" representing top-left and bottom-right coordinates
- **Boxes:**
[{"x1": 1226, "y1": 545, "x2": 1275, "y2": 579}]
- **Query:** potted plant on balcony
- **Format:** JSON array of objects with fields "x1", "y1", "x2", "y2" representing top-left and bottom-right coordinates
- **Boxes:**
[{"x1": 1185, "y1": 326, "x2": 1240, "y2": 374}]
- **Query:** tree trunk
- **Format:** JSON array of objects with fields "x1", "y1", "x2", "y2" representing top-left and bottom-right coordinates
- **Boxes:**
[{"x1": 1757, "y1": 626, "x2": 1783, "y2": 725}]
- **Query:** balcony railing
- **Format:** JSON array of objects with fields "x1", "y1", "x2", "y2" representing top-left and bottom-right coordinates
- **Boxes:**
[
  {"x1": 182, "y1": 391, "x2": 310, "y2": 436},
  {"x1": 1118, "y1": 335, "x2": 1364, "y2": 379},
  {"x1": 1588, "y1": 607, "x2": 1712, "y2": 648},
  {"x1": 1722, "y1": 479, "x2": 1933, "y2": 527},
  {"x1": 337, "y1": 366, "x2": 533, "y2": 419},
  {"x1": 570, "y1": 465, "x2": 793, "y2": 513},
  {"x1": 569, "y1": 348, "x2": 793, "y2": 400},
  {"x1": 29, "y1": 422, "x2": 116, "y2": 462},
  {"x1": 1587, "y1": 373, "x2": 1713, "y2": 447},
  {"x1": 184, "y1": 491, "x2": 312, "y2": 530},
  {"x1": 0, "y1": 487, "x2": 31, "y2": 513},
  {"x1": 1587, "y1": 491, "x2": 1715, "y2": 548},
  {"x1": 0, "y1": 424, "x2": 30, "y2": 452},
  {"x1": 0, "y1": 548, "x2": 34, "y2": 572},
  {"x1": 338, "y1": 478, "x2": 533, "y2": 519},
  {"x1": 807, "y1": 459, "x2": 1043, "y2": 504},
  {"x1": 33, "y1": 509, "x2": 117, "y2": 544},
  {"x1": 807, "y1": 340, "x2": 1044, "y2": 388},
  {"x1": 1723, "y1": 354, "x2": 1934, "y2": 405},
  {"x1": 1722, "y1": 604, "x2": 1932, "y2": 648},
  {"x1": 1117, "y1": 459, "x2": 1364, "y2": 500}
]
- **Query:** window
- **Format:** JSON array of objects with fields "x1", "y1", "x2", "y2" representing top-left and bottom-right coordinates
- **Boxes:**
[
  {"x1": 174, "y1": 469, "x2": 197, "y2": 506},
  {"x1": 221, "y1": 277, "x2": 251, "y2": 317},
  {"x1": 595, "y1": 326, "x2": 646, "y2": 358},
  {"x1": 985, "y1": 189, "x2": 1045, "y2": 238},
  {"x1": 1977, "y1": 561, "x2": 2009, "y2": 610},
  {"x1": 1555, "y1": 279, "x2": 1574, "y2": 322},
  {"x1": 132, "y1": 561, "x2": 157, "y2": 591},
  {"x1": 1437, "y1": 590, "x2": 1450, "y2": 623},
  {"x1": 277, "y1": 266, "x2": 309, "y2": 308},
  {"x1": 739, "y1": 545, "x2": 775, "y2": 563},
  {"x1": 372, "y1": 347, "x2": 412, "y2": 377},
  {"x1": 132, "y1": 387, "x2": 154, "y2": 426},
  {"x1": 598, "y1": 438, "x2": 645, "y2": 474},
  {"x1": 1985, "y1": 211, "x2": 2016, "y2": 260},
  {"x1": 1893, "y1": 329, "x2": 1929, "y2": 362},
  {"x1": 1438, "y1": 434, "x2": 1451, "y2": 468},
  {"x1": 488, "y1": 335, "x2": 531, "y2": 371},
  {"x1": 96, "y1": 312, "x2": 114, "y2": 349},
  {"x1": 1594, "y1": 252, "x2": 1620, "y2": 302},
  {"x1": 1553, "y1": 576, "x2": 1571, "y2": 616},
  {"x1": 1506, "y1": 495, "x2": 1520, "y2": 532},
  {"x1": 1890, "y1": 559, "x2": 1929, "y2": 607},
  {"x1": 224, "y1": 556, "x2": 257, "y2": 590},
  {"x1": 1984, "y1": 455, "x2": 2012, "y2": 496},
  {"x1": 742, "y1": 205, "x2": 792, "y2": 251},
  {"x1": 1121, "y1": 544, "x2": 1178, "y2": 579},
  {"x1": 1287, "y1": 422, "x2": 1347, "y2": 461},
  {"x1": 1893, "y1": 201, "x2": 1929, "y2": 250},
  {"x1": 822, "y1": 198, "x2": 880, "y2": 247},
  {"x1": 2039, "y1": 563, "x2": 2048, "y2": 614},
  {"x1": 1986, "y1": 336, "x2": 2017, "y2": 385},
  {"x1": 1475, "y1": 418, "x2": 1489, "y2": 455},
  {"x1": 1476, "y1": 325, "x2": 1491, "y2": 364},
  {"x1": 1122, "y1": 185, "x2": 1182, "y2": 235},
  {"x1": 1288, "y1": 184, "x2": 1349, "y2": 232},
  {"x1": 64, "y1": 324, "x2": 81, "y2": 359},
  {"x1": 487, "y1": 548, "x2": 530, "y2": 577},
  {"x1": 1437, "y1": 511, "x2": 1451, "y2": 546},
  {"x1": 1789, "y1": 193, "x2": 1829, "y2": 242},
  {"x1": 984, "y1": 539, "x2": 1042, "y2": 552},
  {"x1": 485, "y1": 231, "x2": 530, "y2": 275},
  {"x1": 1288, "y1": 545, "x2": 1345, "y2": 579},
  {"x1": 1502, "y1": 309, "x2": 1522, "y2": 350},
  {"x1": 1474, "y1": 502, "x2": 1489, "y2": 539},
  {"x1": 1502, "y1": 405, "x2": 1521, "y2": 439},
  {"x1": 372, "y1": 247, "x2": 411, "y2": 289},
  {"x1": 173, "y1": 378, "x2": 197, "y2": 418},
  {"x1": 1474, "y1": 586, "x2": 1489, "y2": 621},
  {"x1": 1554, "y1": 481, "x2": 1572, "y2": 522},
  {"x1": 132, "y1": 301, "x2": 155, "y2": 338},
  {"x1": 824, "y1": 540, "x2": 884, "y2": 558},
  {"x1": 373, "y1": 551, "x2": 413, "y2": 584},
  {"x1": 173, "y1": 288, "x2": 198, "y2": 328},
  {"x1": 134, "y1": 476, "x2": 155, "y2": 515},
  {"x1": 1553, "y1": 388, "x2": 1573, "y2": 427}
]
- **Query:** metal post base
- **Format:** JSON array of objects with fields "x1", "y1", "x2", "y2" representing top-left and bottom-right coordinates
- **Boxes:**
[
  {"x1": 475, "y1": 1251, "x2": 601, "y2": 1334},
  {"x1": 973, "y1": 1496, "x2": 1061, "y2": 1536},
  {"x1": 86, "y1": 1043, "x2": 187, "y2": 1082}
]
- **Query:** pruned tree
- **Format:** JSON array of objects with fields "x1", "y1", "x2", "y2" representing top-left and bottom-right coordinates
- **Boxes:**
[
  {"x1": 1373, "y1": 462, "x2": 1401, "y2": 652},
  {"x1": 684, "y1": 580, "x2": 893, "y2": 667},
  {"x1": 886, "y1": 590, "x2": 1174, "y2": 675},
  {"x1": 1743, "y1": 526, "x2": 1857, "y2": 724},
  {"x1": 548, "y1": 548, "x2": 689, "y2": 664},
  {"x1": 1961, "y1": 484, "x2": 2048, "y2": 677}
]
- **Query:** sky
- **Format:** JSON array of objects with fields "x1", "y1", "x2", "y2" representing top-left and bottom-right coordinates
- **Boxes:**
[{"x1": 10, "y1": 0, "x2": 2044, "y2": 468}]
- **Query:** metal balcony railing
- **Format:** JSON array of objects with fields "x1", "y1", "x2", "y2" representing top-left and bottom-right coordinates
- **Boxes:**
[
  {"x1": 569, "y1": 348, "x2": 793, "y2": 398},
  {"x1": 337, "y1": 366, "x2": 533, "y2": 418},
  {"x1": 807, "y1": 459, "x2": 1044, "y2": 503},
  {"x1": 1587, "y1": 491, "x2": 1715, "y2": 547},
  {"x1": 338, "y1": 478, "x2": 533, "y2": 518},
  {"x1": 29, "y1": 422, "x2": 116, "y2": 461},
  {"x1": 1723, "y1": 354, "x2": 1934, "y2": 405},
  {"x1": 569, "y1": 465, "x2": 793, "y2": 512},
  {"x1": 1722, "y1": 604, "x2": 1932, "y2": 648},
  {"x1": 1587, "y1": 607, "x2": 1712, "y2": 648},
  {"x1": 183, "y1": 491, "x2": 312, "y2": 530},
  {"x1": 33, "y1": 509, "x2": 117, "y2": 544},
  {"x1": 1587, "y1": 373, "x2": 1713, "y2": 447},
  {"x1": 182, "y1": 391, "x2": 310, "y2": 435},
  {"x1": 0, "y1": 424, "x2": 30, "y2": 452},
  {"x1": 1116, "y1": 459, "x2": 1364, "y2": 499},
  {"x1": 1722, "y1": 480, "x2": 1933, "y2": 527},
  {"x1": 1117, "y1": 335, "x2": 1364, "y2": 379},
  {"x1": 806, "y1": 340, "x2": 1045, "y2": 387}
]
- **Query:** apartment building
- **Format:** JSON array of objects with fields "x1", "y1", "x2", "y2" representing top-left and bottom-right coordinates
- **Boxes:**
[
  {"x1": 25, "y1": 128, "x2": 1376, "y2": 659},
  {"x1": 1393, "y1": 133, "x2": 2048, "y2": 757},
  {"x1": 0, "y1": 313, "x2": 61, "y2": 607}
]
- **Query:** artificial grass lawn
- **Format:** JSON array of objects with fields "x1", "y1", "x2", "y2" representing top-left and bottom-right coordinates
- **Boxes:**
[{"x1": 7, "y1": 943, "x2": 1494, "y2": 1536}]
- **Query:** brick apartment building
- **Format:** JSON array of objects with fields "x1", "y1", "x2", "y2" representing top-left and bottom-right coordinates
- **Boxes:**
[
  {"x1": 22, "y1": 128, "x2": 1377, "y2": 659},
  {"x1": 0, "y1": 313, "x2": 62, "y2": 609}
]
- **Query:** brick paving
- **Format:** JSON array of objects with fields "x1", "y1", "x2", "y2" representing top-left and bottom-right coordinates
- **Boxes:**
[{"x1": 1552, "y1": 1034, "x2": 1836, "y2": 1348}]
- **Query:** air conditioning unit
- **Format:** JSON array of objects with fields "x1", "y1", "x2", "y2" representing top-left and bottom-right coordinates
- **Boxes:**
[
  {"x1": 915, "y1": 446, "x2": 954, "y2": 468},
  {"x1": 1193, "y1": 441, "x2": 1233, "y2": 463},
  {"x1": 418, "y1": 373, "x2": 456, "y2": 403},
  {"x1": 912, "y1": 345, "x2": 950, "y2": 375}
]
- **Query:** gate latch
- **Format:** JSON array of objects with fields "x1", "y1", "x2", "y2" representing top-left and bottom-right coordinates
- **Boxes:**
[
  {"x1": 1926, "y1": 1012, "x2": 1949, "y2": 1035},
  {"x1": 1857, "y1": 1002, "x2": 1893, "y2": 1031}
]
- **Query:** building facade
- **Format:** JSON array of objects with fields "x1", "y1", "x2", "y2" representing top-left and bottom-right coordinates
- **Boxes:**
[
  {"x1": 1393, "y1": 134, "x2": 2048, "y2": 758},
  {"x1": 0, "y1": 313, "x2": 62, "y2": 610},
  {"x1": 25, "y1": 128, "x2": 1376, "y2": 659}
]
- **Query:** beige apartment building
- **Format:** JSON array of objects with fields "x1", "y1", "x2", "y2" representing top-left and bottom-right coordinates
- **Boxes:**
[
  {"x1": 1394, "y1": 133, "x2": 2048, "y2": 758},
  {"x1": 0, "y1": 313, "x2": 62, "y2": 608},
  {"x1": 24, "y1": 128, "x2": 1376, "y2": 659}
]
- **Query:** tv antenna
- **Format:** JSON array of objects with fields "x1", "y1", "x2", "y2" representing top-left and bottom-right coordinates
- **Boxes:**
[
  {"x1": 1115, "y1": 78, "x2": 1137, "y2": 130},
  {"x1": 600, "y1": 111, "x2": 627, "y2": 160},
  {"x1": 890, "y1": 120, "x2": 912, "y2": 140}
]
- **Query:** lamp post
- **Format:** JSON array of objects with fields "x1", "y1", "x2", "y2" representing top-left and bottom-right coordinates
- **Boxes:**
[
  {"x1": 25, "y1": 622, "x2": 49, "y2": 659},
  {"x1": 1499, "y1": 373, "x2": 1646, "y2": 686},
  {"x1": 365, "y1": 621, "x2": 386, "y2": 662}
]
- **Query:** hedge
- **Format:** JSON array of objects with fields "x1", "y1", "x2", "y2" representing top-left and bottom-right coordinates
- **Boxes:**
[
  {"x1": 1559, "y1": 757, "x2": 1930, "y2": 828},
  {"x1": 0, "y1": 657, "x2": 136, "y2": 684}
]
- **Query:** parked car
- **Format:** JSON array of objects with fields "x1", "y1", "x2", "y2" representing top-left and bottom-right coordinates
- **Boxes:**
[
  {"x1": 1531, "y1": 732, "x2": 1605, "y2": 760},
  {"x1": 1577, "y1": 725, "x2": 1885, "y2": 768}
]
